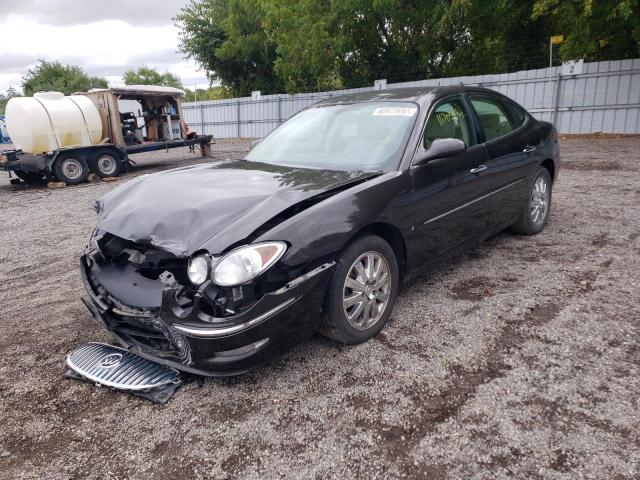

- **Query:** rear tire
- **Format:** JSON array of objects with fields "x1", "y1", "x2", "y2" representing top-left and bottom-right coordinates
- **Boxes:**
[
  {"x1": 511, "y1": 167, "x2": 552, "y2": 235},
  {"x1": 53, "y1": 153, "x2": 89, "y2": 185},
  {"x1": 88, "y1": 148, "x2": 122, "y2": 178},
  {"x1": 320, "y1": 235, "x2": 399, "y2": 344}
]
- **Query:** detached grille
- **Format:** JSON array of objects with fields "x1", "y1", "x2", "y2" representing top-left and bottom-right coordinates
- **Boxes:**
[{"x1": 67, "y1": 342, "x2": 181, "y2": 391}]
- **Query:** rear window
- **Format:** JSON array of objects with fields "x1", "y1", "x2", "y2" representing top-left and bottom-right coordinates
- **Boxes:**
[
  {"x1": 505, "y1": 100, "x2": 528, "y2": 127},
  {"x1": 469, "y1": 96, "x2": 516, "y2": 142}
]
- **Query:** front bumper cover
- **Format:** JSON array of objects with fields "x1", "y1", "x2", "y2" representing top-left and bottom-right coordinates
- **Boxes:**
[{"x1": 80, "y1": 252, "x2": 334, "y2": 376}]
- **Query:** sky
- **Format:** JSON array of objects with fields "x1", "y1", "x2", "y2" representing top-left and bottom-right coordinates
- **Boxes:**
[{"x1": 0, "y1": 0, "x2": 209, "y2": 93}]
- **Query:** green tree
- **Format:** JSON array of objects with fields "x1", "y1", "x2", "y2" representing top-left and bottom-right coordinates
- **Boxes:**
[
  {"x1": 22, "y1": 60, "x2": 108, "y2": 96},
  {"x1": 175, "y1": 0, "x2": 640, "y2": 95},
  {"x1": 0, "y1": 86, "x2": 20, "y2": 114},
  {"x1": 174, "y1": 0, "x2": 282, "y2": 96},
  {"x1": 532, "y1": 0, "x2": 640, "y2": 62},
  {"x1": 183, "y1": 85, "x2": 231, "y2": 102},
  {"x1": 443, "y1": 0, "x2": 552, "y2": 76},
  {"x1": 263, "y1": 0, "x2": 458, "y2": 88},
  {"x1": 331, "y1": 0, "x2": 450, "y2": 86},
  {"x1": 123, "y1": 67, "x2": 184, "y2": 88},
  {"x1": 262, "y1": 0, "x2": 342, "y2": 92}
]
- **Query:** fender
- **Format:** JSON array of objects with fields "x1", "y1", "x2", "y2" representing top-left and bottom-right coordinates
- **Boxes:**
[{"x1": 254, "y1": 171, "x2": 414, "y2": 268}]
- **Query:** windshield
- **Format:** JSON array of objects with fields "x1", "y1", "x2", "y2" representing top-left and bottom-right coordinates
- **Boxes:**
[{"x1": 245, "y1": 101, "x2": 418, "y2": 171}]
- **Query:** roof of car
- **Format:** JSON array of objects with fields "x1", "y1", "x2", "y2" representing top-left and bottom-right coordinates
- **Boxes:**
[{"x1": 313, "y1": 85, "x2": 500, "y2": 105}]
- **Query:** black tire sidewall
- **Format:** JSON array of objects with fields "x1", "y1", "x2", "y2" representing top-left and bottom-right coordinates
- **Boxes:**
[
  {"x1": 511, "y1": 167, "x2": 553, "y2": 235},
  {"x1": 323, "y1": 235, "x2": 399, "y2": 344},
  {"x1": 527, "y1": 168, "x2": 552, "y2": 234},
  {"x1": 88, "y1": 149, "x2": 122, "y2": 178},
  {"x1": 54, "y1": 154, "x2": 89, "y2": 185}
]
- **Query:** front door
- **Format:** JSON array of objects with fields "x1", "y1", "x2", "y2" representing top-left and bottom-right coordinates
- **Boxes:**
[{"x1": 406, "y1": 96, "x2": 490, "y2": 271}]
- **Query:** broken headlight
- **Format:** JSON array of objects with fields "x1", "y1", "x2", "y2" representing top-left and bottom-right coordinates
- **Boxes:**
[
  {"x1": 212, "y1": 242, "x2": 287, "y2": 287},
  {"x1": 187, "y1": 254, "x2": 210, "y2": 285}
]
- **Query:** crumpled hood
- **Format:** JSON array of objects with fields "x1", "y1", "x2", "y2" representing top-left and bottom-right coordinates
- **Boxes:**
[{"x1": 95, "y1": 160, "x2": 374, "y2": 256}]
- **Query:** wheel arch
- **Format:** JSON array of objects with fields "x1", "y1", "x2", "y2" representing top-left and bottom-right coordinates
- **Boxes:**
[
  {"x1": 91, "y1": 144, "x2": 127, "y2": 160},
  {"x1": 47, "y1": 147, "x2": 89, "y2": 171},
  {"x1": 541, "y1": 158, "x2": 555, "y2": 182},
  {"x1": 343, "y1": 222, "x2": 408, "y2": 281}
]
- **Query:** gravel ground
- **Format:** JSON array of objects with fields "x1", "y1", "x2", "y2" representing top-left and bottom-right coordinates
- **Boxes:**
[{"x1": 0, "y1": 137, "x2": 638, "y2": 479}]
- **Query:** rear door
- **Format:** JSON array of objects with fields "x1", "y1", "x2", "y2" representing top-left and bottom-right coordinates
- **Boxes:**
[
  {"x1": 466, "y1": 94, "x2": 542, "y2": 229},
  {"x1": 406, "y1": 95, "x2": 490, "y2": 270}
]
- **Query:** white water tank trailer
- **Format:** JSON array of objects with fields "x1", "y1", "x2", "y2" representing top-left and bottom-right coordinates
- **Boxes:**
[
  {"x1": 0, "y1": 86, "x2": 212, "y2": 185},
  {"x1": 5, "y1": 91, "x2": 102, "y2": 154}
]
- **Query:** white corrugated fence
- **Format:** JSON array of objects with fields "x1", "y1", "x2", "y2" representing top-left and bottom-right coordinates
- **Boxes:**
[{"x1": 182, "y1": 58, "x2": 640, "y2": 138}]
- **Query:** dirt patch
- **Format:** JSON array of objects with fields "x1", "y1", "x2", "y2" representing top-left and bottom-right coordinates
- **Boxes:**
[
  {"x1": 549, "y1": 448, "x2": 572, "y2": 473},
  {"x1": 449, "y1": 276, "x2": 496, "y2": 301},
  {"x1": 562, "y1": 160, "x2": 623, "y2": 171},
  {"x1": 574, "y1": 271, "x2": 598, "y2": 292},
  {"x1": 591, "y1": 233, "x2": 609, "y2": 247},
  {"x1": 361, "y1": 298, "x2": 566, "y2": 477}
]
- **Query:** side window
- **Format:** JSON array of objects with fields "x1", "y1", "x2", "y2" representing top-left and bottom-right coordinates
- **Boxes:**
[
  {"x1": 424, "y1": 98, "x2": 473, "y2": 149},
  {"x1": 469, "y1": 96, "x2": 516, "y2": 142},
  {"x1": 505, "y1": 100, "x2": 527, "y2": 127}
]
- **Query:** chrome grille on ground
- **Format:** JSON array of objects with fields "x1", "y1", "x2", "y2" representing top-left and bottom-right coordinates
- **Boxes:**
[{"x1": 67, "y1": 342, "x2": 181, "y2": 391}]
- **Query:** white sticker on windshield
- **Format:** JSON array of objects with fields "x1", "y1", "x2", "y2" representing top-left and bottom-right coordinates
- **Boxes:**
[{"x1": 372, "y1": 107, "x2": 417, "y2": 117}]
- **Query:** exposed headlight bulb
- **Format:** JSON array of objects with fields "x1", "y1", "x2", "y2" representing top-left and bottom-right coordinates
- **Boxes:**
[{"x1": 187, "y1": 255, "x2": 210, "y2": 285}]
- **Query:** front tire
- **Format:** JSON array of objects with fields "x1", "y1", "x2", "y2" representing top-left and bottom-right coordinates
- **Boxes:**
[
  {"x1": 511, "y1": 167, "x2": 552, "y2": 235},
  {"x1": 53, "y1": 153, "x2": 89, "y2": 185},
  {"x1": 320, "y1": 235, "x2": 399, "y2": 344}
]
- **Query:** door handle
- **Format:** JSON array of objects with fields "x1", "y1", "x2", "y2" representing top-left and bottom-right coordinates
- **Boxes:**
[
  {"x1": 523, "y1": 145, "x2": 536, "y2": 153},
  {"x1": 470, "y1": 165, "x2": 487, "y2": 174}
]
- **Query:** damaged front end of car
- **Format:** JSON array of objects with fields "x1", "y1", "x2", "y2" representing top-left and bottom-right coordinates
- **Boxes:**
[
  {"x1": 80, "y1": 229, "x2": 335, "y2": 376},
  {"x1": 70, "y1": 159, "x2": 383, "y2": 384}
]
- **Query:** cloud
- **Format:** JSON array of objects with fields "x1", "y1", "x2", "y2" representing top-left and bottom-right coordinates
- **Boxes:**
[
  {"x1": 0, "y1": 13, "x2": 209, "y2": 92},
  {"x1": 0, "y1": 53, "x2": 39, "y2": 73},
  {"x1": 0, "y1": 0, "x2": 190, "y2": 26},
  {"x1": 2, "y1": 16, "x2": 179, "y2": 65},
  {"x1": 0, "y1": 73, "x2": 23, "y2": 91}
]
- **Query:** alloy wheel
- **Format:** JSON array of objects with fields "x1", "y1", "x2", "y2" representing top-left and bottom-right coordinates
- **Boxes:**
[
  {"x1": 342, "y1": 251, "x2": 391, "y2": 330},
  {"x1": 530, "y1": 176, "x2": 550, "y2": 225}
]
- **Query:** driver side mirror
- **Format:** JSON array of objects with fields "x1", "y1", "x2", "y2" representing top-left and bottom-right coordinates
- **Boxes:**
[
  {"x1": 250, "y1": 138, "x2": 263, "y2": 150},
  {"x1": 414, "y1": 138, "x2": 466, "y2": 166}
]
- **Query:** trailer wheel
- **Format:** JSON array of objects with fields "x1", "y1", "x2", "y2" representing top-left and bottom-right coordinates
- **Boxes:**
[
  {"x1": 54, "y1": 153, "x2": 89, "y2": 185},
  {"x1": 88, "y1": 149, "x2": 122, "y2": 178}
]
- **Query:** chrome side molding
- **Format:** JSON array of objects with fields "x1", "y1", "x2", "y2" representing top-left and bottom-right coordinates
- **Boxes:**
[{"x1": 173, "y1": 296, "x2": 300, "y2": 338}]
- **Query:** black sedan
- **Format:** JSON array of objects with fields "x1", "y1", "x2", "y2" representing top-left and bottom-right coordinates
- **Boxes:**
[{"x1": 80, "y1": 86, "x2": 560, "y2": 376}]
